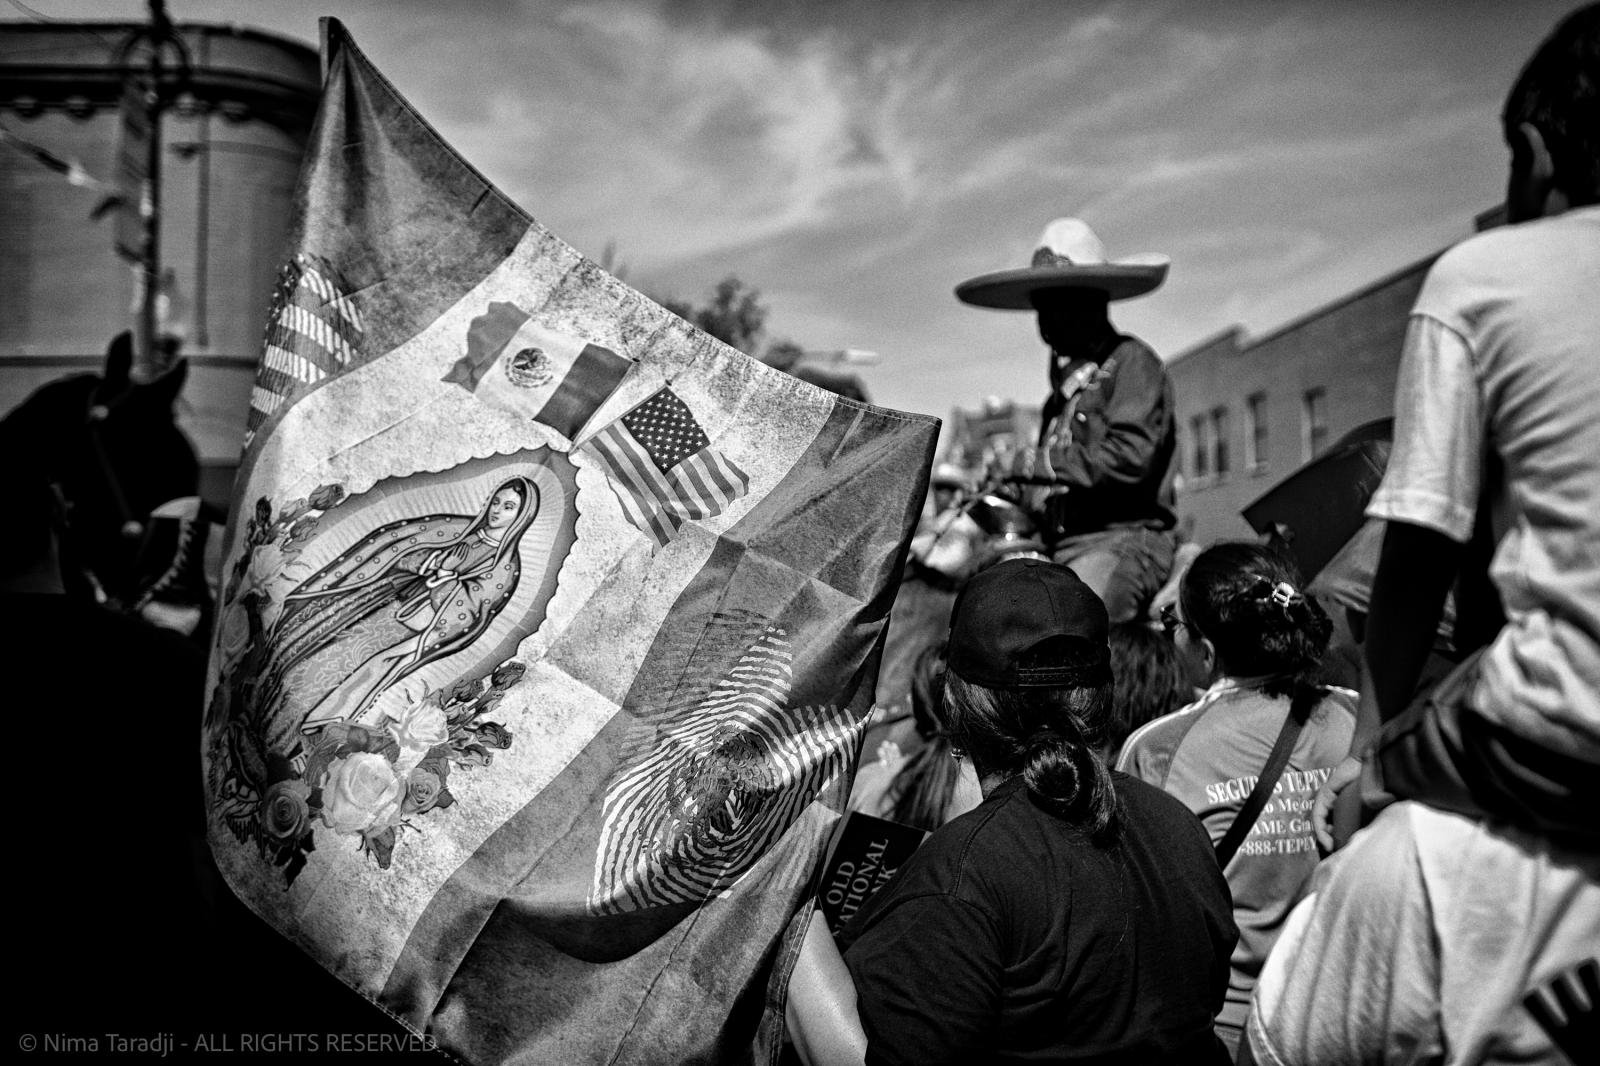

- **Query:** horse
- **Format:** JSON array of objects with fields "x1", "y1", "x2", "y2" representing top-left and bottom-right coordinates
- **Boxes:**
[{"x1": 0, "y1": 332, "x2": 201, "y2": 609}]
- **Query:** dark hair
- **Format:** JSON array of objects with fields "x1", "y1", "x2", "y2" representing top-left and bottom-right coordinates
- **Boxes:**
[
  {"x1": 1107, "y1": 622, "x2": 1189, "y2": 762},
  {"x1": 1504, "y1": 3, "x2": 1600, "y2": 204},
  {"x1": 1180, "y1": 542, "x2": 1333, "y2": 739},
  {"x1": 1180, "y1": 542, "x2": 1331, "y2": 689},
  {"x1": 493, "y1": 479, "x2": 530, "y2": 506},
  {"x1": 885, "y1": 643, "x2": 962, "y2": 832},
  {"x1": 942, "y1": 667, "x2": 1119, "y2": 844}
]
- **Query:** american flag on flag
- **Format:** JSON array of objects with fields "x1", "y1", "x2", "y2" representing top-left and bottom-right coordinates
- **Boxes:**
[
  {"x1": 583, "y1": 386, "x2": 751, "y2": 547},
  {"x1": 246, "y1": 253, "x2": 365, "y2": 443}
]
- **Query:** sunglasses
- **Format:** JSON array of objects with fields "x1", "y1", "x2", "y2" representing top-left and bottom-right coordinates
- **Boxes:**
[{"x1": 1159, "y1": 603, "x2": 1189, "y2": 638}]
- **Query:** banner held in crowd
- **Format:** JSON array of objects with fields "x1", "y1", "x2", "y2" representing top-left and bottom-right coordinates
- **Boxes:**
[{"x1": 203, "y1": 18, "x2": 936, "y2": 1065}]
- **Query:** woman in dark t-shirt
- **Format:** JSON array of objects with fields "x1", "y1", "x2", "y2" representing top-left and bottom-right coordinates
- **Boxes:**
[{"x1": 788, "y1": 559, "x2": 1238, "y2": 1066}]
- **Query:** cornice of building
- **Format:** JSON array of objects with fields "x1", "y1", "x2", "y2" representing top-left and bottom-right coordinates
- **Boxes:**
[
  {"x1": 1, "y1": 20, "x2": 318, "y2": 128},
  {"x1": 1167, "y1": 244, "x2": 1456, "y2": 373}
]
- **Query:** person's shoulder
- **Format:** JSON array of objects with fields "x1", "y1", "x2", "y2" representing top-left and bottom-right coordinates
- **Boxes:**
[
  {"x1": 1109, "y1": 334, "x2": 1163, "y2": 369},
  {"x1": 853, "y1": 791, "x2": 1029, "y2": 927},
  {"x1": 1314, "y1": 684, "x2": 1359, "y2": 717},
  {"x1": 893, "y1": 794, "x2": 1004, "y2": 884},
  {"x1": 918, "y1": 780, "x2": 1103, "y2": 882},
  {"x1": 1425, "y1": 209, "x2": 1598, "y2": 295},
  {"x1": 1120, "y1": 695, "x2": 1209, "y2": 760},
  {"x1": 1112, "y1": 772, "x2": 1217, "y2": 854},
  {"x1": 1319, "y1": 801, "x2": 1436, "y2": 897},
  {"x1": 1114, "y1": 770, "x2": 1196, "y2": 820}
]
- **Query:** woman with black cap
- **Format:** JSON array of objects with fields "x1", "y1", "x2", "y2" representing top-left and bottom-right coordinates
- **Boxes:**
[{"x1": 788, "y1": 558, "x2": 1238, "y2": 1066}]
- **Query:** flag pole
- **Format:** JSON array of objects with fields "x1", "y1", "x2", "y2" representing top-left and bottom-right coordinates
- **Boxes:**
[
  {"x1": 123, "y1": 0, "x2": 189, "y2": 383},
  {"x1": 138, "y1": 0, "x2": 168, "y2": 383}
]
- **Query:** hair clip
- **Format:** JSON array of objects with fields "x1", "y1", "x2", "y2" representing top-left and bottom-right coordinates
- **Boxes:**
[
  {"x1": 1245, "y1": 574, "x2": 1304, "y2": 616},
  {"x1": 1268, "y1": 581, "x2": 1303, "y2": 611}
]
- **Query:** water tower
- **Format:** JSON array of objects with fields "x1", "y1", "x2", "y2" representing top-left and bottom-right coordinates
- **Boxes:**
[{"x1": 1, "y1": 18, "x2": 319, "y2": 504}]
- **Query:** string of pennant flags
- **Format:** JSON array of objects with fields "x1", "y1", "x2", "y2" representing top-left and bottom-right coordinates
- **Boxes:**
[{"x1": 0, "y1": 123, "x2": 133, "y2": 222}]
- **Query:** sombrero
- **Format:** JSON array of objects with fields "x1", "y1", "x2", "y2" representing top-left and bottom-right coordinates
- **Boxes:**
[{"x1": 956, "y1": 217, "x2": 1169, "y2": 309}]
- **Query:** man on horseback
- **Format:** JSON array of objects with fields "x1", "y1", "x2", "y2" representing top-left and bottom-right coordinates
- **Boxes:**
[{"x1": 955, "y1": 218, "x2": 1180, "y2": 623}]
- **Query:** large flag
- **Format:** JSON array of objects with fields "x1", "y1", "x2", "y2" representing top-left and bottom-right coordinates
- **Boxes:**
[{"x1": 204, "y1": 19, "x2": 936, "y2": 1065}]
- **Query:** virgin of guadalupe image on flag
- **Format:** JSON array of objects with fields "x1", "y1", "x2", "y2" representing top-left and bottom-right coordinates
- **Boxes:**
[{"x1": 202, "y1": 19, "x2": 937, "y2": 1066}]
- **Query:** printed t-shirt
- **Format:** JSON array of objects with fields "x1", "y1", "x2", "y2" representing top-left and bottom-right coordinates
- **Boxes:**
[
  {"x1": 839, "y1": 773, "x2": 1237, "y2": 1066},
  {"x1": 1117, "y1": 679, "x2": 1357, "y2": 1039}
]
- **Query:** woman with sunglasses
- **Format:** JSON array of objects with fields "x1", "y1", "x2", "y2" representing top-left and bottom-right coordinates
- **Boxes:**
[{"x1": 1117, "y1": 541, "x2": 1356, "y2": 1057}]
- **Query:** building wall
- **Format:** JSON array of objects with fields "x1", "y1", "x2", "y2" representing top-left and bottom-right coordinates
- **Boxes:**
[
  {"x1": 1, "y1": 20, "x2": 319, "y2": 504},
  {"x1": 1167, "y1": 255, "x2": 1435, "y2": 546}
]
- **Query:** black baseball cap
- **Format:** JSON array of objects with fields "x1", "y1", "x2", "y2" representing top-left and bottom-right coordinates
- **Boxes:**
[{"x1": 947, "y1": 558, "x2": 1111, "y2": 688}]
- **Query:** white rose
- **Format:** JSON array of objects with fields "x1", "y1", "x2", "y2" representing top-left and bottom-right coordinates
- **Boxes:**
[
  {"x1": 319, "y1": 753, "x2": 404, "y2": 835},
  {"x1": 239, "y1": 542, "x2": 312, "y2": 633},
  {"x1": 386, "y1": 699, "x2": 451, "y2": 773}
]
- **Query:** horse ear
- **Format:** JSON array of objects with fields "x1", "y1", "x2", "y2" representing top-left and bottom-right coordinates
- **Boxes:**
[
  {"x1": 150, "y1": 358, "x2": 189, "y2": 407},
  {"x1": 103, "y1": 331, "x2": 133, "y2": 389}
]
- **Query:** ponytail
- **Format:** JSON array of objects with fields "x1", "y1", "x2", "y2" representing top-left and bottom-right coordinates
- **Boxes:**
[
  {"x1": 944, "y1": 672, "x2": 1120, "y2": 844},
  {"x1": 1022, "y1": 725, "x2": 1119, "y2": 843}
]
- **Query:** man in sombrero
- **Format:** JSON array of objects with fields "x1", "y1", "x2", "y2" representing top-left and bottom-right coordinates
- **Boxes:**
[{"x1": 956, "y1": 217, "x2": 1179, "y2": 623}]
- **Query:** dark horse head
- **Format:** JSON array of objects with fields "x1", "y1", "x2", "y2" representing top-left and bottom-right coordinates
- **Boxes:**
[{"x1": 1, "y1": 332, "x2": 200, "y2": 606}]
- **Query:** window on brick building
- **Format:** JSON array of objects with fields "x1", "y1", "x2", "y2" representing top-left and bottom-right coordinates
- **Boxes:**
[
  {"x1": 1211, "y1": 406, "x2": 1230, "y2": 480},
  {"x1": 1190, "y1": 413, "x2": 1210, "y2": 481},
  {"x1": 1302, "y1": 387, "x2": 1328, "y2": 461},
  {"x1": 1246, "y1": 392, "x2": 1268, "y2": 472}
]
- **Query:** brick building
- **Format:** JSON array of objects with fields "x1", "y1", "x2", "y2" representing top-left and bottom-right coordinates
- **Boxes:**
[{"x1": 1168, "y1": 206, "x2": 1505, "y2": 546}]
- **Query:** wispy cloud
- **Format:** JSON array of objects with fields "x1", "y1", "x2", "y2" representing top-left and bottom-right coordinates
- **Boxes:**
[{"x1": 12, "y1": 0, "x2": 1577, "y2": 419}]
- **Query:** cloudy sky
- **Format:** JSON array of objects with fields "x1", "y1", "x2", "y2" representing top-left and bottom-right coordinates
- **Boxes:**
[{"x1": 15, "y1": 0, "x2": 1576, "y2": 420}]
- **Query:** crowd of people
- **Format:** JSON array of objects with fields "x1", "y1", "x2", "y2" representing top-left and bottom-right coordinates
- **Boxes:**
[
  {"x1": 1, "y1": 4, "x2": 1594, "y2": 1064},
  {"x1": 794, "y1": 7, "x2": 1599, "y2": 1065}
]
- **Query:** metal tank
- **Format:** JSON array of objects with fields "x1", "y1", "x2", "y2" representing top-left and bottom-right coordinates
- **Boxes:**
[{"x1": 1, "y1": 19, "x2": 319, "y2": 504}]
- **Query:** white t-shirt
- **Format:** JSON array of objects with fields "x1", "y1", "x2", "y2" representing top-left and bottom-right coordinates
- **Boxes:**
[
  {"x1": 1247, "y1": 801, "x2": 1600, "y2": 1065},
  {"x1": 1367, "y1": 205, "x2": 1600, "y2": 763}
]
